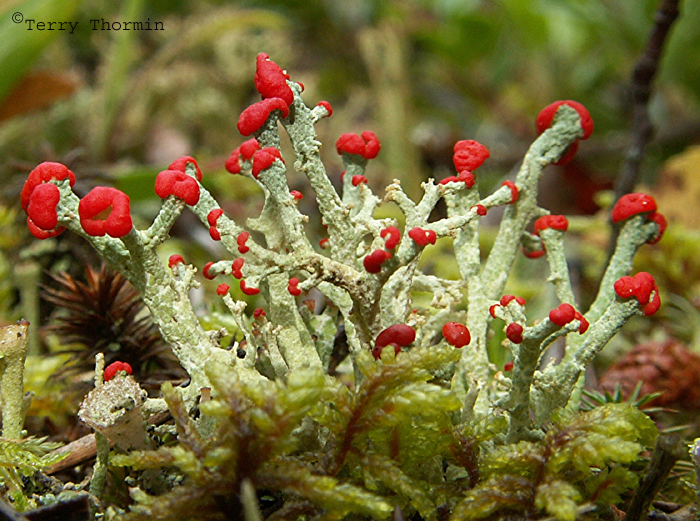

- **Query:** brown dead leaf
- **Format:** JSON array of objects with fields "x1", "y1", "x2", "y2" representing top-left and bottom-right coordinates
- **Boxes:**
[{"x1": 0, "y1": 70, "x2": 80, "y2": 122}]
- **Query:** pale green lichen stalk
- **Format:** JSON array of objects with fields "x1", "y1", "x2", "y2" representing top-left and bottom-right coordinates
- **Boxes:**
[{"x1": 18, "y1": 54, "x2": 669, "y2": 519}]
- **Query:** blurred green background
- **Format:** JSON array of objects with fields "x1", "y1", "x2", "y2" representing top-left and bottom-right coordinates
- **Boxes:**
[{"x1": 1, "y1": 0, "x2": 700, "y2": 346}]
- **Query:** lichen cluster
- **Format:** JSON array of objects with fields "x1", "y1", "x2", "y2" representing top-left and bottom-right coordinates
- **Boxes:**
[{"x1": 4, "y1": 53, "x2": 674, "y2": 519}]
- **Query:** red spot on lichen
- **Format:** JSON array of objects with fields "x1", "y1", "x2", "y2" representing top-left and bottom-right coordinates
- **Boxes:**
[
  {"x1": 536, "y1": 100, "x2": 594, "y2": 140},
  {"x1": 27, "y1": 183, "x2": 61, "y2": 231},
  {"x1": 500, "y1": 295, "x2": 526, "y2": 307},
  {"x1": 614, "y1": 272, "x2": 660, "y2": 316},
  {"x1": 168, "y1": 255, "x2": 185, "y2": 269},
  {"x1": 252, "y1": 147, "x2": 284, "y2": 179},
  {"x1": 442, "y1": 322, "x2": 471, "y2": 348},
  {"x1": 336, "y1": 131, "x2": 381, "y2": 160},
  {"x1": 381, "y1": 226, "x2": 401, "y2": 250},
  {"x1": 408, "y1": 227, "x2": 436, "y2": 246},
  {"x1": 372, "y1": 324, "x2": 416, "y2": 359},
  {"x1": 21, "y1": 162, "x2": 75, "y2": 213},
  {"x1": 534, "y1": 215, "x2": 569, "y2": 235},
  {"x1": 237, "y1": 98, "x2": 289, "y2": 136},
  {"x1": 549, "y1": 303, "x2": 576, "y2": 326},
  {"x1": 611, "y1": 193, "x2": 657, "y2": 223},
  {"x1": 104, "y1": 361, "x2": 132, "y2": 382},
  {"x1": 363, "y1": 249, "x2": 390, "y2": 274},
  {"x1": 288, "y1": 277, "x2": 302, "y2": 296},
  {"x1": 237, "y1": 231, "x2": 250, "y2": 254},
  {"x1": 506, "y1": 323, "x2": 524, "y2": 344},
  {"x1": 254, "y1": 53, "x2": 293, "y2": 107},
  {"x1": 202, "y1": 262, "x2": 217, "y2": 280},
  {"x1": 574, "y1": 311, "x2": 589, "y2": 334},
  {"x1": 155, "y1": 170, "x2": 200, "y2": 206},
  {"x1": 453, "y1": 140, "x2": 490, "y2": 173},
  {"x1": 240, "y1": 280, "x2": 260, "y2": 296},
  {"x1": 168, "y1": 156, "x2": 202, "y2": 182},
  {"x1": 473, "y1": 204, "x2": 487, "y2": 216},
  {"x1": 502, "y1": 181, "x2": 518, "y2": 204},
  {"x1": 78, "y1": 187, "x2": 133, "y2": 238},
  {"x1": 351, "y1": 175, "x2": 368, "y2": 186},
  {"x1": 317, "y1": 101, "x2": 333, "y2": 117},
  {"x1": 217, "y1": 284, "x2": 230, "y2": 296}
]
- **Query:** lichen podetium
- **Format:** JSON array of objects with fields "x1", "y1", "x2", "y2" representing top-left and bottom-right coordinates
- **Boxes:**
[{"x1": 18, "y1": 54, "x2": 669, "y2": 520}]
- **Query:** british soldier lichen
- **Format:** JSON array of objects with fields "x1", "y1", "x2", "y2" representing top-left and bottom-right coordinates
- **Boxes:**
[{"x1": 15, "y1": 54, "x2": 671, "y2": 520}]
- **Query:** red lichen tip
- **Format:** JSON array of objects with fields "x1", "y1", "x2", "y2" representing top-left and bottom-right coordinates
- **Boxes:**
[
  {"x1": 168, "y1": 254, "x2": 185, "y2": 269},
  {"x1": 614, "y1": 272, "x2": 660, "y2": 316},
  {"x1": 506, "y1": 323, "x2": 524, "y2": 344},
  {"x1": 238, "y1": 98, "x2": 290, "y2": 136},
  {"x1": 155, "y1": 170, "x2": 200, "y2": 206},
  {"x1": 319, "y1": 238, "x2": 330, "y2": 249},
  {"x1": 472, "y1": 204, "x2": 487, "y2": 216},
  {"x1": 381, "y1": 226, "x2": 401, "y2": 250},
  {"x1": 363, "y1": 249, "x2": 391, "y2": 274},
  {"x1": 254, "y1": 53, "x2": 294, "y2": 107},
  {"x1": 240, "y1": 139, "x2": 261, "y2": 160},
  {"x1": 523, "y1": 243, "x2": 546, "y2": 259},
  {"x1": 500, "y1": 295, "x2": 526, "y2": 307},
  {"x1": 453, "y1": 140, "x2": 490, "y2": 173},
  {"x1": 232, "y1": 257, "x2": 245, "y2": 279},
  {"x1": 104, "y1": 361, "x2": 132, "y2": 382},
  {"x1": 536, "y1": 100, "x2": 594, "y2": 140},
  {"x1": 168, "y1": 156, "x2": 202, "y2": 182},
  {"x1": 207, "y1": 209, "x2": 224, "y2": 227},
  {"x1": 611, "y1": 193, "x2": 658, "y2": 224},
  {"x1": 253, "y1": 307, "x2": 266, "y2": 318},
  {"x1": 240, "y1": 280, "x2": 260, "y2": 296},
  {"x1": 288, "y1": 277, "x2": 302, "y2": 296},
  {"x1": 503, "y1": 361, "x2": 514, "y2": 372},
  {"x1": 442, "y1": 322, "x2": 471, "y2": 348},
  {"x1": 316, "y1": 101, "x2": 333, "y2": 117},
  {"x1": 21, "y1": 161, "x2": 76, "y2": 212},
  {"x1": 502, "y1": 181, "x2": 518, "y2": 204},
  {"x1": 217, "y1": 283, "x2": 230, "y2": 296},
  {"x1": 290, "y1": 190, "x2": 303, "y2": 200},
  {"x1": 574, "y1": 311, "x2": 589, "y2": 334},
  {"x1": 27, "y1": 183, "x2": 61, "y2": 231},
  {"x1": 646, "y1": 211, "x2": 667, "y2": 245},
  {"x1": 549, "y1": 303, "x2": 576, "y2": 327},
  {"x1": 237, "y1": 231, "x2": 250, "y2": 254},
  {"x1": 372, "y1": 324, "x2": 416, "y2": 359},
  {"x1": 252, "y1": 147, "x2": 284, "y2": 179},
  {"x1": 335, "y1": 131, "x2": 381, "y2": 160},
  {"x1": 202, "y1": 261, "x2": 217, "y2": 280},
  {"x1": 351, "y1": 175, "x2": 368, "y2": 186},
  {"x1": 534, "y1": 215, "x2": 569, "y2": 236},
  {"x1": 78, "y1": 187, "x2": 133, "y2": 238},
  {"x1": 26, "y1": 218, "x2": 65, "y2": 240},
  {"x1": 408, "y1": 227, "x2": 436, "y2": 247}
]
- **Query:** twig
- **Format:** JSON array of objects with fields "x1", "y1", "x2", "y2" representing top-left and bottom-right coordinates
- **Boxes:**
[
  {"x1": 625, "y1": 434, "x2": 685, "y2": 521},
  {"x1": 608, "y1": 0, "x2": 681, "y2": 254}
]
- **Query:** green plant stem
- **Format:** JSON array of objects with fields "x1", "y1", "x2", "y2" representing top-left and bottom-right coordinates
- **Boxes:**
[{"x1": 0, "y1": 321, "x2": 29, "y2": 439}]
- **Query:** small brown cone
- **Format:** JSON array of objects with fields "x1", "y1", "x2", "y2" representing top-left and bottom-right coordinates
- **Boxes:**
[{"x1": 599, "y1": 340, "x2": 700, "y2": 411}]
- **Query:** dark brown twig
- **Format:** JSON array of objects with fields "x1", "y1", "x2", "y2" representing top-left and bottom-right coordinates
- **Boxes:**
[
  {"x1": 625, "y1": 434, "x2": 685, "y2": 521},
  {"x1": 615, "y1": 0, "x2": 680, "y2": 200},
  {"x1": 608, "y1": 0, "x2": 681, "y2": 254}
]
